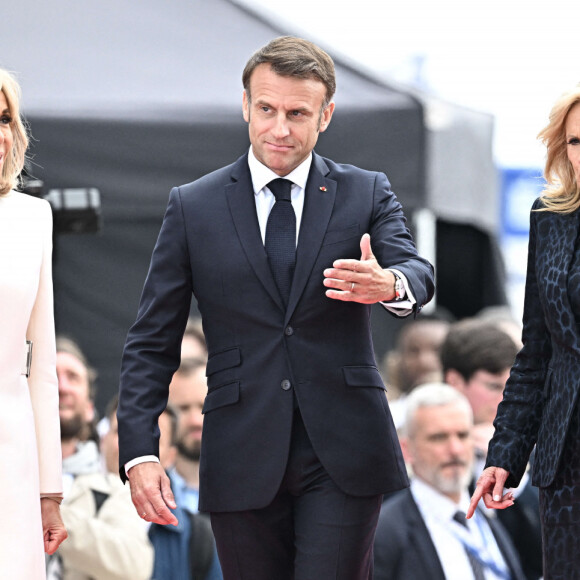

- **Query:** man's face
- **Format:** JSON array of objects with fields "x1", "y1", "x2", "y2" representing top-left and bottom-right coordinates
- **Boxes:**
[
  {"x1": 169, "y1": 366, "x2": 207, "y2": 462},
  {"x1": 403, "y1": 403, "x2": 473, "y2": 500},
  {"x1": 461, "y1": 368, "x2": 510, "y2": 424},
  {"x1": 399, "y1": 321, "x2": 449, "y2": 392},
  {"x1": 56, "y1": 351, "x2": 94, "y2": 439},
  {"x1": 242, "y1": 64, "x2": 334, "y2": 176}
]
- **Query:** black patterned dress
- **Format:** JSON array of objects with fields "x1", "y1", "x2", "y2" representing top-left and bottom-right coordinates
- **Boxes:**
[{"x1": 538, "y1": 230, "x2": 580, "y2": 580}]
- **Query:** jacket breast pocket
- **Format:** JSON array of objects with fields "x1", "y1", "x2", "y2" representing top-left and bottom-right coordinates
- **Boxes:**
[
  {"x1": 202, "y1": 381, "x2": 240, "y2": 414},
  {"x1": 322, "y1": 224, "x2": 360, "y2": 246},
  {"x1": 342, "y1": 365, "x2": 386, "y2": 390}
]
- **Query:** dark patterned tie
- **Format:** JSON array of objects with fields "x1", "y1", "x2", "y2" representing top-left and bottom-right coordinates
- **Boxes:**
[
  {"x1": 265, "y1": 178, "x2": 296, "y2": 306},
  {"x1": 453, "y1": 511, "x2": 486, "y2": 580}
]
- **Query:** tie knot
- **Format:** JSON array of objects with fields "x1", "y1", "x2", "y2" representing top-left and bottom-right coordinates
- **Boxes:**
[
  {"x1": 268, "y1": 178, "x2": 292, "y2": 202},
  {"x1": 453, "y1": 511, "x2": 468, "y2": 528}
]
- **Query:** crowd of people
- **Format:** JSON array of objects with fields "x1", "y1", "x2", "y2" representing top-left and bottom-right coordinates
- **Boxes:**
[
  {"x1": 377, "y1": 313, "x2": 542, "y2": 580},
  {"x1": 3, "y1": 31, "x2": 580, "y2": 580},
  {"x1": 40, "y1": 321, "x2": 222, "y2": 580},
  {"x1": 34, "y1": 311, "x2": 546, "y2": 580}
]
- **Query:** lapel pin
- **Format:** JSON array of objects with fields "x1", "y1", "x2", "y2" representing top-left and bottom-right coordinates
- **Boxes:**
[{"x1": 319, "y1": 186, "x2": 327, "y2": 191}]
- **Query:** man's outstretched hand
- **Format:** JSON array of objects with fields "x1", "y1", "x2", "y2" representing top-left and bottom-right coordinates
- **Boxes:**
[{"x1": 323, "y1": 233, "x2": 396, "y2": 304}]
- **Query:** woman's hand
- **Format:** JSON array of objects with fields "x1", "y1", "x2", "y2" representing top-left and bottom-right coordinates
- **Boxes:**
[
  {"x1": 40, "y1": 497, "x2": 68, "y2": 554},
  {"x1": 467, "y1": 466, "x2": 514, "y2": 518}
]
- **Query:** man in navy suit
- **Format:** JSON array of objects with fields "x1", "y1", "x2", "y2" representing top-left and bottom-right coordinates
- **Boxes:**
[{"x1": 117, "y1": 36, "x2": 434, "y2": 579}]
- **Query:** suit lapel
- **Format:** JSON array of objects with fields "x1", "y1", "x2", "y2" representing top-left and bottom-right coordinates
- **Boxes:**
[
  {"x1": 285, "y1": 153, "x2": 336, "y2": 322},
  {"x1": 406, "y1": 493, "x2": 447, "y2": 580},
  {"x1": 225, "y1": 155, "x2": 285, "y2": 310}
]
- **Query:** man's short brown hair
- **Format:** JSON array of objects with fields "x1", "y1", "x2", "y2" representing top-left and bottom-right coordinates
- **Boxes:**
[{"x1": 242, "y1": 36, "x2": 336, "y2": 107}]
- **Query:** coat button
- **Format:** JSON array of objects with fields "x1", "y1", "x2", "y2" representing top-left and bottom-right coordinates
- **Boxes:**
[
  {"x1": 285, "y1": 326, "x2": 294, "y2": 336},
  {"x1": 281, "y1": 379, "x2": 292, "y2": 391}
]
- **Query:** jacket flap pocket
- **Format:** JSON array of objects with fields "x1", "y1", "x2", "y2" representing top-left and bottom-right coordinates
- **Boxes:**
[
  {"x1": 202, "y1": 381, "x2": 240, "y2": 414},
  {"x1": 342, "y1": 365, "x2": 385, "y2": 389},
  {"x1": 206, "y1": 347, "x2": 241, "y2": 377}
]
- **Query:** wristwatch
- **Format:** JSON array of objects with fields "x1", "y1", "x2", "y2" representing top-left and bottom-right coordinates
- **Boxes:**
[{"x1": 392, "y1": 271, "x2": 406, "y2": 301}]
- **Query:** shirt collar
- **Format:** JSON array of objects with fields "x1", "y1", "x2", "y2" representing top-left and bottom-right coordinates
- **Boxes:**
[
  {"x1": 411, "y1": 477, "x2": 471, "y2": 521},
  {"x1": 247, "y1": 146, "x2": 312, "y2": 195}
]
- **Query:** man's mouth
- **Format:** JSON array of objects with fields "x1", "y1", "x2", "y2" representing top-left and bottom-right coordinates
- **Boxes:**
[{"x1": 266, "y1": 142, "x2": 292, "y2": 151}]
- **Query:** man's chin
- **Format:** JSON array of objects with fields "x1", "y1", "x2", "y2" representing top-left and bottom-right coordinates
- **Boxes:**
[
  {"x1": 60, "y1": 415, "x2": 85, "y2": 440},
  {"x1": 176, "y1": 441, "x2": 201, "y2": 462}
]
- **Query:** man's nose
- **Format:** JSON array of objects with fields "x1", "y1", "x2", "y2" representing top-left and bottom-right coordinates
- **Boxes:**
[
  {"x1": 272, "y1": 113, "x2": 290, "y2": 138},
  {"x1": 448, "y1": 436, "x2": 466, "y2": 455},
  {"x1": 57, "y1": 374, "x2": 72, "y2": 393}
]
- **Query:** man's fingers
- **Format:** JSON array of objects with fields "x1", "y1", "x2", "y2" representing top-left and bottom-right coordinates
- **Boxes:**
[
  {"x1": 161, "y1": 473, "x2": 177, "y2": 510},
  {"x1": 129, "y1": 462, "x2": 179, "y2": 526},
  {"x1": 150, "y1": 498, "x2": 179, "y2": 526},
  {"x1": 359, "y1": 233, "x2": 374, "y2": 261}
]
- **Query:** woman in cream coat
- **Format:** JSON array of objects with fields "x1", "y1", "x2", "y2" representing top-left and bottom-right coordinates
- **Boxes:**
[{"x1": 0, "y1": 69, "x2": 67, "y2": 578}]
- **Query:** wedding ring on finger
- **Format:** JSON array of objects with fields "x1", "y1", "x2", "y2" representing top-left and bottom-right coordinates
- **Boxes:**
[
  {"x1": 142, "y1": 512, "x2": 147, "y2": 518},
  {"x1": 351, "y1": 282, "x2": 355, "y2": 292}
]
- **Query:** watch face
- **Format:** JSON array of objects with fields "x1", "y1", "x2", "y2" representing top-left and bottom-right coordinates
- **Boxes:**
[{"x1": 395, "y1": 278, "x2": 405, "y2": 300}]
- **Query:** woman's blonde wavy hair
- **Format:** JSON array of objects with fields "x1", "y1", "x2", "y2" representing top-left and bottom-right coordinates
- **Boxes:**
[
  {"x1": 0, "y1": 69, "x2": 29, "y2": 197},
  {"x1": 538, "y1": 83, "x2": 580, "y2": 213}
]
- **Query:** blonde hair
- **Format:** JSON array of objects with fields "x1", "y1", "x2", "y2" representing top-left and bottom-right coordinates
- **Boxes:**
[
  {"x1": 538, "y1": 83, "x2": 580, "y2": 213},
  {"x1": 0, "y1": 69, "x2": 29, "y2": 196}
]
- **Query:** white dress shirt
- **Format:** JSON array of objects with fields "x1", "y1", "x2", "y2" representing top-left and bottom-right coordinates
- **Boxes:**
[
  {"x1": 248, "y1": 147, "x2": 415, "y2": 315},
  {"x1": 411, "y1": 478, "x2": 511, "y2": 580}
]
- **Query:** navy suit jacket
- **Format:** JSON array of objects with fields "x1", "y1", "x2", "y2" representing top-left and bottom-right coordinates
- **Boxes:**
[
  {"x1": 118, "y1": 152, "x2": 434, "y2": 512},
  {"x1": 487, "y1": 198, "x2": 580, "y2": 488},
  {"x1": 373, "y1": 489, "x2": 526, "y2": 580}
]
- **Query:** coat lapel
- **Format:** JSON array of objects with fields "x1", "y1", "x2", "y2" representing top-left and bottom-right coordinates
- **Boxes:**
[
  {"x1": 538, "y1": 209, "x2": 580, "y2": 354},
  {"x1": 225, "y1": 155, "x2": 285, "y2": 310},
  {"x1": 285, "y1": 153, "x2": 336, "y2": 322}
]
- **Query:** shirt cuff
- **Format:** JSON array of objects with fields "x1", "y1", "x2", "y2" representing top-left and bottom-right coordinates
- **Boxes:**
[
  {"x1": 380, "y1": 269, "x2": 416, "y2": 316},
  {"x1": 125, "y1": 455, "x2": 160, "y2": 478}
]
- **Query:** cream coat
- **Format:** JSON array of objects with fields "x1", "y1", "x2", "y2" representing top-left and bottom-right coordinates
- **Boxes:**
[
  {"x1": 0, "y1": 191, "x2": 62, "y2": 579},
  {"x1": 55, "y1": 472, "x2": 153, "y2": 580}
]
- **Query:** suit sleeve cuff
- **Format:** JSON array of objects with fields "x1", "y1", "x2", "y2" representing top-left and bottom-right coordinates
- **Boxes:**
[{"x1": 380, "y1": 269, "x2": 415, "y2": 316}]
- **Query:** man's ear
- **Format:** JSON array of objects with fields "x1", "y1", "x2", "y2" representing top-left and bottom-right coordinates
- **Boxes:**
[
  {"x1": 445, "y1": 368, "x2": 467, "y2": 392},
  {"x1": 242, "y1": 90, "x2": 250, "y2": 123},
  {"x1": 318, "y1": 101, "x2": 335, "y2": 133},
  {"x1": 400, "y1": 436, "x2": 413, "y2": 464}
]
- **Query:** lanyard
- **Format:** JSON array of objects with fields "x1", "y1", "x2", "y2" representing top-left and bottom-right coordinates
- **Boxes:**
[{"x1": 449, "y1": 511, "x2": 512, "y2": 580}]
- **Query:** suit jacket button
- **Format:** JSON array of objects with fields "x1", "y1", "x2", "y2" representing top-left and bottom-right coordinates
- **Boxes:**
[
  {"x1": 285, "y1": 326, "x2": 294, "y2": 336},
  {"x1": 281, "y1": 379, "x2": 292, "y2": 391}
]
